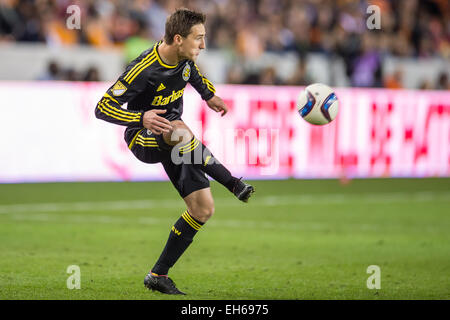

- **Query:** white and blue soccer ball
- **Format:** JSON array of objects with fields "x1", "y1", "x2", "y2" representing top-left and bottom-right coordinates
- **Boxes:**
[{"x1": 297, "y1": 83, "x2": 339, "y2": 125}]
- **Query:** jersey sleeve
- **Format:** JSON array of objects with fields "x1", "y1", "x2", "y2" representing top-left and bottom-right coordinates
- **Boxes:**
[
  {"x1": 94, "y1": 67, "x2": 151, "y2": 128},
  {"x1": 188, "y1": 62, "x2": 216, "y2": 101}
]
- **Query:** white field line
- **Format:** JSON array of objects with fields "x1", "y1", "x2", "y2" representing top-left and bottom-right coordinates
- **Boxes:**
[
  {"x1": 5, "y1": 211, "x2": 445, "y2": 233},
  {"x1": 6, "y1": 212, "x2": 370, "y2": 231},
  {"x1": 0, "y1": 191, "x2": 449, "y2": 216},
  {"x1": 2, "y1": 191, "x2": 448, "y2": 232}
]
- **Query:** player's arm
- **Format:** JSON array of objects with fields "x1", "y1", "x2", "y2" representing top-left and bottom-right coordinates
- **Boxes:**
[
  {"x1": 95, "y1": 69, "x2": 172, "y2": 133},
  {"x1": 94, "y1": 72, "x2": 146, "y2": 127},
  {"x1": 189, "y1": 62, "x2": 228, "y2": 116}
]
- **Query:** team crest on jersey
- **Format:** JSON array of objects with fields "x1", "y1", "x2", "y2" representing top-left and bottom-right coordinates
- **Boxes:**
[
  {"x1": 182, "y1": 63, "x2": 191, "y2": 81},
  {"x1": 112, "y1": 81, "x2": 127, "y2": 96}
]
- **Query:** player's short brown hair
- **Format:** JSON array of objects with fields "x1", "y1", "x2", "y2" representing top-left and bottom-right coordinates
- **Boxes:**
[{"x1": 164, "y1": 8, "x2": 206, "y2": 44}]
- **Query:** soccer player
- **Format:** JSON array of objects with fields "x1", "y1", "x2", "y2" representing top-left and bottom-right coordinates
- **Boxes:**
[{"x1": 94, "y1": 8, "x2": 254, "y2": 295}]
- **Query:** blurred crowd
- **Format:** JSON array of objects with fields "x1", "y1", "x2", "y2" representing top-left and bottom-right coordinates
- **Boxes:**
[
  {"x1": 0, "y1": 0, "x2": 449, "y2": 89},
  {"x1": 36, "y1": 59, "x2": 101, "y2": 81}
]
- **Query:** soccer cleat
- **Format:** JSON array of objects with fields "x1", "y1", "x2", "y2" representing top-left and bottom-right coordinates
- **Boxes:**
[
  {"x1": 232, "y1": 177, "x2": 255, "y2": 202},
  {"x1": 144, "y1": 272, "x2": 186, "y2": 295}
]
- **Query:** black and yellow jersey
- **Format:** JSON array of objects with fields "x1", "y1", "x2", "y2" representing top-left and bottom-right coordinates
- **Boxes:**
[{"x1": 95, "y1": 40, "x2": 216, "y2": 127}]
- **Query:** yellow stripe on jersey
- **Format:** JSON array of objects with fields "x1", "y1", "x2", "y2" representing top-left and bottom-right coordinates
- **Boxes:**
[
  {"x1": 194, "y1": 64, "x2": 203, "y2": 77},
  {"x1": 137, "y1": 135, "x2": 156, "y2": 140},
  {"x1": 179, "y1": 138, "x2": 197, "y2": 152},
  {"x1": 97, "y1": 102, "x2": 127, "y2": 122},
  {"x1": 182, "y1": 211, "x2": 202, "y2": 230},
  {"x1": 103, "y1": 93, "x2": 120, "y2": 104},
  {"x1": 180, "y1": 139, "x2": 199, "y2": 154},
  {"x1": 136, "y1": 143, "x2": 158, "y2": 147},
  {"x1": 194, "y1": 63, "x2": 216, "y2": 93},
  {"x1": 124, "y1": 52, "x2": 156, "y2": 83},
  {"x1": 203, "y1": 78, "x2": 214, "y2": 87},
  {"x1": 101, "y1": 97, "x2": 141, "y2": 118},
  {"x1": 203, "y1": 78, "x2": 215, "y2": 88},
  {"x1": 97, "y1": 102, "x2": 140, "y2": 123},
  {"x1": 103, "y1": 99, "x2": 141, "y2": 120},
  {"x1": 128, "y1": 56, "x2": 158, "y2": 83},
  {"x1": 98, "y1": 101, "x2": 141, "y2": 123},
  {"x1": 98, "y1": 101, "x2": 136, "y2": 121},
  {"x1": 128, "y1": 129, "x2": 145, "y2": 149},
  {"x1": 136, "y1": 140, "x2": 158, "y2": 146},
  {"x1": 136, "y1": 134, "x2": 159, "y2": 147},
  {"x1": 136, "y1": 137, "x2": 158, "y2": 145},
  {"x1": 204, "y1": 80, "x2": 216, "y2": 93},
  {"x1": 154, "y1": 42, "x2": 178, "y2": 69},
  {"x1": 124, "y1": 52, "x2": 154, "y2": 82},
  {"x1": 135, "y1": 141, "x2": 159, "y2": 148}
]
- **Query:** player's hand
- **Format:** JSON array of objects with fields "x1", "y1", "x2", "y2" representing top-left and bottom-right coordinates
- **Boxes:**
[
  {"x1": 142, "y1": 109, "x2": 173, "y2": 135},
  {"x1": 206, "y1": 95, "x2": 228, "y2": 117}
]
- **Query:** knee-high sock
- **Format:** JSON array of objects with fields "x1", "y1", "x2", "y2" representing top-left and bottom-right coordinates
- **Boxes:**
[
  {"x1": 175, "y1": 137, "x2": 238, "y2": 192},
  {"x1": 151, "y1": 210, "x2": 204, "y2": 276}
]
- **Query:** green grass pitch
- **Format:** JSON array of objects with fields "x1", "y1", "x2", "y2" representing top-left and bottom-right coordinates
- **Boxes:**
[{"x1": 0, "y1": 178, "x2": 449, "y2": 300}]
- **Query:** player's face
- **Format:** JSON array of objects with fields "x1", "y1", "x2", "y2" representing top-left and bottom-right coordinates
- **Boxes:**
[{"x1": 179, "y1": 24, "x2": 206, "y2": 61}]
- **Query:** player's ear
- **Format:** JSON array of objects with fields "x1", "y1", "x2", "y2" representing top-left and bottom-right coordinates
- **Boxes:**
[{"x1": 174, "y1": 34, "x2": 183, "y2": 45}]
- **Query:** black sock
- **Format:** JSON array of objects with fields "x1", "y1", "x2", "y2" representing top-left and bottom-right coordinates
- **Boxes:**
[
  {"x1": 176, "y1": 137, "x2": 238, "y2": 192},
  {"x1": 151, "y1": 210, "x2": 204, "y2": 276}
]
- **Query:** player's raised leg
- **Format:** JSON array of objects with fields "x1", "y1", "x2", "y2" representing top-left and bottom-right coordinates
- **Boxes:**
[
  {"x1": 164, "y1": 120, "x2": 254, "y2": 202},
  {"x1": 144, "y1": 188, "x2": 214, "y2": 295}
]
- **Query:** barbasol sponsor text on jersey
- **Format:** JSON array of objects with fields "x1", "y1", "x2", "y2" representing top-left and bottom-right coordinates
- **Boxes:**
[{"x1": 151, "y1": 88, "x2": 185, "y2": 106}]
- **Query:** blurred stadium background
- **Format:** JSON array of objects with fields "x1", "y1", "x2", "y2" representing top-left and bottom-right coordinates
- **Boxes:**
[
  {"x1": 0, "y1": 0, "x2": 449, "y2": 87},
  {"x1": 0, "y1": 0, "x2": 449, "y2": 300}
]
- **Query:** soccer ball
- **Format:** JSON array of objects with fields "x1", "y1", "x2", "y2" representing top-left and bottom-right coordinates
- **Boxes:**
[{"x1": 297, "y1": 83, "x2": 339, "y2": 125}]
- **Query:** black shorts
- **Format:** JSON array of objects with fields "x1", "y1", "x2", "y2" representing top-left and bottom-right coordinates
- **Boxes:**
[{"x1": 124, "y1": 127, "x2": 210, "y2": 198}]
